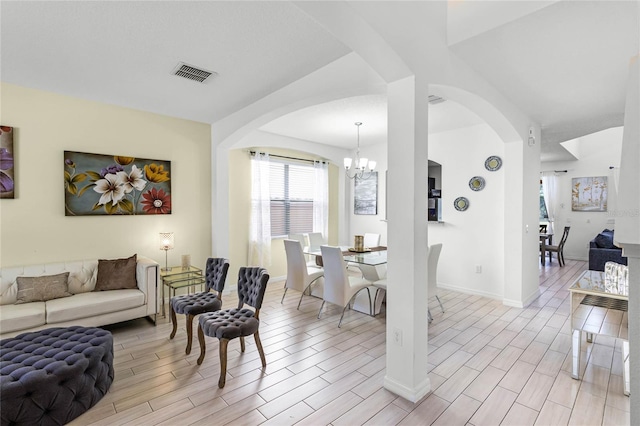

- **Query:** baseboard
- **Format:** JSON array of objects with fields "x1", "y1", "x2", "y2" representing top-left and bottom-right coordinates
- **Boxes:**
[
  {"x1": 383, "y1": 375, "x2": 431, "y2": 403},
  {"x1": 503, "y1": 287, "x2": 540, "y2": 308},
  {"x1": 437, "y1": 282, "x2": 502, "y2": 301}
]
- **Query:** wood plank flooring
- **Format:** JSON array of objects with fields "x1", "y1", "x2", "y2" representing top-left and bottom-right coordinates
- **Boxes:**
[{"x1": 69, "y1": 259, "x2": 629, "y2": 425}]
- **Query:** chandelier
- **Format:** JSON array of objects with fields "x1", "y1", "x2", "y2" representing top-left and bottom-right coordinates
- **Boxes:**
[{"x1": 344, "y1": 122, "x2": 376, "y2": 180}]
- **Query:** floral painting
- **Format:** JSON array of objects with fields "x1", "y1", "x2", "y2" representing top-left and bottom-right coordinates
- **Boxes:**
[
  {"x1": 572, "y1": 176, "x2": 607, "y2": 212},
  {"x1": 64, "y1": 151, "x2": 171, "y2": 216},
  {"x1": 0, "y1": 126, "x2": 15, "y2": 199}
]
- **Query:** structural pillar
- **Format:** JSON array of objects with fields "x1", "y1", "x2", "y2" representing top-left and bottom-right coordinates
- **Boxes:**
[{"x1": 384, "y1": 75, "x2": 430, "y2": 402}]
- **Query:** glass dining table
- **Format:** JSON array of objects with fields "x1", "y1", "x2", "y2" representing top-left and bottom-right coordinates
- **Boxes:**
[{"x1": 303, "y1": 245, "x2": 388, "y2": 266}]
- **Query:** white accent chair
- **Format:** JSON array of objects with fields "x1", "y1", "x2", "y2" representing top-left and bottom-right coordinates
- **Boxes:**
[
  {"x1": 363, "y1": 233, "x2": 381, "y2": 248},
  {"x1": 427, "y1": 243, "x2": 444, "y2": 323},
  {"x1": 319, "y1": 245, "x2": 372, "y2": 327},
  {"x1": 282, "y1": 239, "x2": 324, "y2": 308},
  {"x1": 307, "y1": 232, "x2": 325, "y2": 247},
  {"x1": 288, "y1": 233, "x2": 315, "y2": 267}
]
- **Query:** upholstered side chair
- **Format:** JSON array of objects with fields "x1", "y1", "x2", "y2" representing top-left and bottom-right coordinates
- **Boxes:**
[
  {"x1": 169, "y1": 257, "x2": 229, "y2": 354},
  {"x1": 197, "y1": 266, "x2": 269, "y2": 388}
]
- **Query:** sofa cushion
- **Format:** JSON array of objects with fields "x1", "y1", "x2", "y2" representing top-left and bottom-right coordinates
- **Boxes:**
[
  {"x1": 94, "y1": 254, "x2": 137, "y2": 291},
  {"x1": 15, "y1": 272, "x2": 72, "y2": 304},
  {"x1": 46, "y1": 290, "x2": 145, "y2": 323},
  {"x1": 595, "y1": 232, "x2": 616, "y2": 249},
  {"x1": 0, "y1": 302, "x2": 46, "y2": 333}
]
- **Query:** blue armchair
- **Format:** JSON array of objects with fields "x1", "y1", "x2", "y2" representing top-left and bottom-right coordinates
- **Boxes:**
[{"x1": 588, "y1": 229, "x2": 628, "y2": 271}]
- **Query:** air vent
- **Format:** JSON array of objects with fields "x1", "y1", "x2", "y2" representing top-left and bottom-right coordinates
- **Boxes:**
[
  {"x1": 428, "y1": 95, "x2": 446, "y2": 105},
  {"x1": 172, "y1": 62, "x2": 216, "y2": 83}
]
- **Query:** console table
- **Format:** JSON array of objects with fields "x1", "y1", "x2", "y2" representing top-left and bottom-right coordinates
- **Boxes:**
[
  {"x1": 160, "y1": 266, "x2": 205, "y2": 317},
  {"x1": 569, "y1": 269, "x2": 629, "y2": 395}
]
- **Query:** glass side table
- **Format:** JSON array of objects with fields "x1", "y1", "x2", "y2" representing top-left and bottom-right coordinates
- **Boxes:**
[
  {"x1": 569, "y1": 269, "x2": 629, "y2": 396},
  {"x1": 160, "y1": 266, "x2": 206, "y2": 317}
]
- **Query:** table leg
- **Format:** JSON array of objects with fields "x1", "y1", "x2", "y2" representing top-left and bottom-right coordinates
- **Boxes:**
[
  {"x1": 161, "y1": 279, "x2": 166, "y2": 317},
  {"x1": 572, "y1": 329, "x2": 581, "y2": 379},
  {"x1": 541, "y1": 245, "x2": 546, "y2": 265}
]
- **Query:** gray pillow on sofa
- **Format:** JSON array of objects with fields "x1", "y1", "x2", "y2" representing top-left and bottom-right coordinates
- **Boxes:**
[
  {"x1": 94, "y1": 254, "x2": 137, "y2": 291},
  {"x1": 15, "y1": 272, "x2": 72, "y2": 304},
  {"x1": 595, "y1": 232, "x2": 616, "y2": 249}
]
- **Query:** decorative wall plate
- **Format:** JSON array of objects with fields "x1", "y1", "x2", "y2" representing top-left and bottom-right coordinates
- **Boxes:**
[
  {"x1": 469, "y1": 176, "x2": 485, "y2": 191},
  {"x1": 485, "y1": 155, "x2": 502, "y2": 171},
  {"x1": 454, "y1": 197, "x2": 469, "y2": 211}
]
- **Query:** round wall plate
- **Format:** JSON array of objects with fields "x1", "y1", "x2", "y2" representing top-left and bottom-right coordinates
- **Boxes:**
[
  {"x1": 454, "y1": 196, "x2": 469, "y2": 211},
  {"x1": 485, "y1": 155, "x2": 502, "y2": 171},
  {"x1": 469, "y1": 176, "x2": 485, "y2": 191}
]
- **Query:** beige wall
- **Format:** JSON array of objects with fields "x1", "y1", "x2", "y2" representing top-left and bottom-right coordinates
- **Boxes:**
[
  {"x1": 0, "y1": 83, "x2": 212, "y2": 269},
  {"x1": 227, "y1": 147, "x2": 339, "y2": 280}
]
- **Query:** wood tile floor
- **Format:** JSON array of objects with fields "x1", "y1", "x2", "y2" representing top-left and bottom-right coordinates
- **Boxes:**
[{"x1": 69, "y1": 259, "x2": 630, "y2": 425}]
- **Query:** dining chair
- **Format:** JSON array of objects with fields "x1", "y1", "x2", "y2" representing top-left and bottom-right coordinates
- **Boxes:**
[
  {"x1": 282, "y1": 239, "x2": 324, "y2": 308},
  {"x1": 359, "y1": 264, "x2": 387, "y2": 315},
  {"x1": 169, "y1": 257, "x2": 229, "y2": 354},
  {"x1": 539, "y1": 224, "x2": 548, "y2": 233},
  {"x1": 544, "y1": 226, "x2": 571, "y2": 266},
  {"x1": 288, "y1": 233, "x2": 315, "y2": 267},
  {"x1": 363, "y1": 233, "x2": 381, "y2": 248},
  {"x1": 427, "y1": 243, "x2": 444, "y2": 323},
  {"x1": 308, "y1": 232, "x2": 325, "y2": 247},
  {"x1": 319, "y1": 245, "x2": 372, "y2": 327},
  {"x1": 196, "y1": 266, "x2": 269, "y2": 388}
]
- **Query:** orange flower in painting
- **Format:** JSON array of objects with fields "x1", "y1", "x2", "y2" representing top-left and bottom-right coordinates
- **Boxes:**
[
  {"x1": 144, "y1": 163, "x2": 170, "y2": 183},
  {"x1": 141, "y1": 188, "x2": 171, "y2": 214}
]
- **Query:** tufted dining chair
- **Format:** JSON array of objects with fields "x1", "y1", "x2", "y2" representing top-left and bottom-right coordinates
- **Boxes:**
[
  {"x1": 169, "y1": 258, "x2": 229, "y2": 354},
  {"x1": 196, "y1": 266, "x2": 269, "y2": 388},
  {"x1": 282, "y1": 239, "x2": 324, "y2": 307}
]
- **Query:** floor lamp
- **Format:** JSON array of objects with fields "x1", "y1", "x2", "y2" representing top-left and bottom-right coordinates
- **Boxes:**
[{"x1": 159, "y1": 232, "x2": 174, "y2": 272}]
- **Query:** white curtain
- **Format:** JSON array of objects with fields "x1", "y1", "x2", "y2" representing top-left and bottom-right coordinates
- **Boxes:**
[
  {"x1": 541, "y1": 172, "x2": 558, "y2": 234},
  {"x1": 249, "y1": 152, "x2": 271, "y2": 266},
  {"x1": 313, "y1": 160, "x2": 329, "y2": 241}
]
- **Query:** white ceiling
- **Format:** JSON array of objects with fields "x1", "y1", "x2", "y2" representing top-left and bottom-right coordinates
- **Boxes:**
[{"x1": 1, "y1": 1, "x2": 637, "y2": 160}]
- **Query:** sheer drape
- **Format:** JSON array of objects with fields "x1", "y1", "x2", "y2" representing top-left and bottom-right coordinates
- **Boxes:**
[
  {"x1": 313, "y1": 160, "x2": 329, "y2": 241},
  {"x1": 541, "y1": 172, "x2": 558, "y2": 234},
  {"x1": 249, "y1": 152, "x2": 271, "y2": 266}
]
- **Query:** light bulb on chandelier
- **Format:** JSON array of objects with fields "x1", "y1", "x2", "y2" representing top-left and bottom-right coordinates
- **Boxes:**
[{"x1": 344, "y1": 122, "x2": 376, "y2": 180}]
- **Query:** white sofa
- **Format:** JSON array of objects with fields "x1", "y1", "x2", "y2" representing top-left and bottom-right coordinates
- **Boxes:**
[{"x1": 0, "y1": 256, "x2": 158, "y2": 338}]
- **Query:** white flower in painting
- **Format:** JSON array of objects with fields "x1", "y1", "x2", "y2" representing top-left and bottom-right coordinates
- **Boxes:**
[
  {"x1": 120, "y1": 165, "x2": 146, "y2": 193},
  {"x1": 93, "y1": 173, "x2": 126, "y2": 206}
]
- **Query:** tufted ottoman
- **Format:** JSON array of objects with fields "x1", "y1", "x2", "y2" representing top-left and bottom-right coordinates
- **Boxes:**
[{"x1": 1, "y1": 326, "x2": 114, "y2": 426}]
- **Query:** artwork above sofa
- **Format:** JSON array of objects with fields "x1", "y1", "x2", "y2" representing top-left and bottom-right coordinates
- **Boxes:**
[{"x1": 588, "y1": 229, "x2": 628, "y2": 271}]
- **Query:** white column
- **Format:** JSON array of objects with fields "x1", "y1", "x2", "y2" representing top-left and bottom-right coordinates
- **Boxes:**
[
  {"x1": 614, "y1": 54, "x2": 640, "y2": 425},
  {"x1": 384, "y1": 75, "x2": 430, "y2": 402},
  {"x1": 212, "y1": 138, "x2": 230, "y2": 259}
]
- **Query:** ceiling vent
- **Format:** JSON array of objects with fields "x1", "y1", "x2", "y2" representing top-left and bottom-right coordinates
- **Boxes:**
[
  {"x1": 428, "y1": 95, "x2": 446, "y2": 105},
  {"x1": 172, "y1": 62, "x2": 216, "y2": 83}
]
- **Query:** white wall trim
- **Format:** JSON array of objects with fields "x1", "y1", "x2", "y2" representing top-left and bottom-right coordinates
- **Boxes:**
[
  {"x1": 383, "y1": 375, "x2": 431, "y2": 403},
  {"x1": 504, "y1": 288, "x2": 541, "y2": 309},
  {"x1": 437, "y1": 282, "x2": 502, "y2": 301}
]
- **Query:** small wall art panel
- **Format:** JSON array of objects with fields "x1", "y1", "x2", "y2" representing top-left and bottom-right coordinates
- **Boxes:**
[
  {"x1": 354, "y1": 171, "x2": 377, "y2": 215},
  {"x1": 1, "y1": 126, "x2": 15, "y2": 199},
  {"x1": 64, "y1": 151, "x2": 171, "y2": 216},
  {"x1": 571, "y1": 176, "x2": 607, "y2": 212}
]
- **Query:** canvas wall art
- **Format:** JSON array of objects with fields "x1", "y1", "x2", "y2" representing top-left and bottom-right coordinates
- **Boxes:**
[
  {"x1": 354, "y1": 171, "x2": 378, "y2": 215},
  {"x1": 0, "y1": 126, "x2": 15, "y2": 199},
  {"x1": 572, "y1": 176, "x2": 607, "y2": 212},
  {"x1": 64, "y1": 151, "x2": 171, "y2": 216}
]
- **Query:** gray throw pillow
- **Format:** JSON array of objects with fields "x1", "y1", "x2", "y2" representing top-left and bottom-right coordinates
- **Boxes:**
[
  {"x1": 94, "y1": 254, "x2": 138, "y2": 291},
  {"x1": 15, "y1": 272, "x2": 72, "y2": 304}
]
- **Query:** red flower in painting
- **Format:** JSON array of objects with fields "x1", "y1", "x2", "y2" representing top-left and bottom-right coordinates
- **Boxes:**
[{"x1": 141, "y1": 188, "x2": 171, "y2": 214}]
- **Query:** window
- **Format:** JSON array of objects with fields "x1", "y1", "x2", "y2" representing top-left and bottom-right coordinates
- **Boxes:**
[
  {"x1": 269, "y1": 160, "x2": 315, "y2": 237},
  {"x1": 540, "y1": 181, "x2": 548, "y2": 219}
]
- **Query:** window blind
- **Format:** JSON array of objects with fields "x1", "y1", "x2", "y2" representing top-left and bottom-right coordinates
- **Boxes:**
[{"x1": 269, "y1": 160, "x2": 314, "y2": 237}]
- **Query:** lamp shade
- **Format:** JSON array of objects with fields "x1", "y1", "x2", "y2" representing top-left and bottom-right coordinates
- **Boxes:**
[{"x1": 159, "y1": 232, "x2": 174, "y2": 250}]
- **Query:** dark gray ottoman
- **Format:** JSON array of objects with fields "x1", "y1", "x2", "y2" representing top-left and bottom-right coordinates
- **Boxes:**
[{"x1": 1, "y1": 326, "x2": 114, "y2": 426}]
